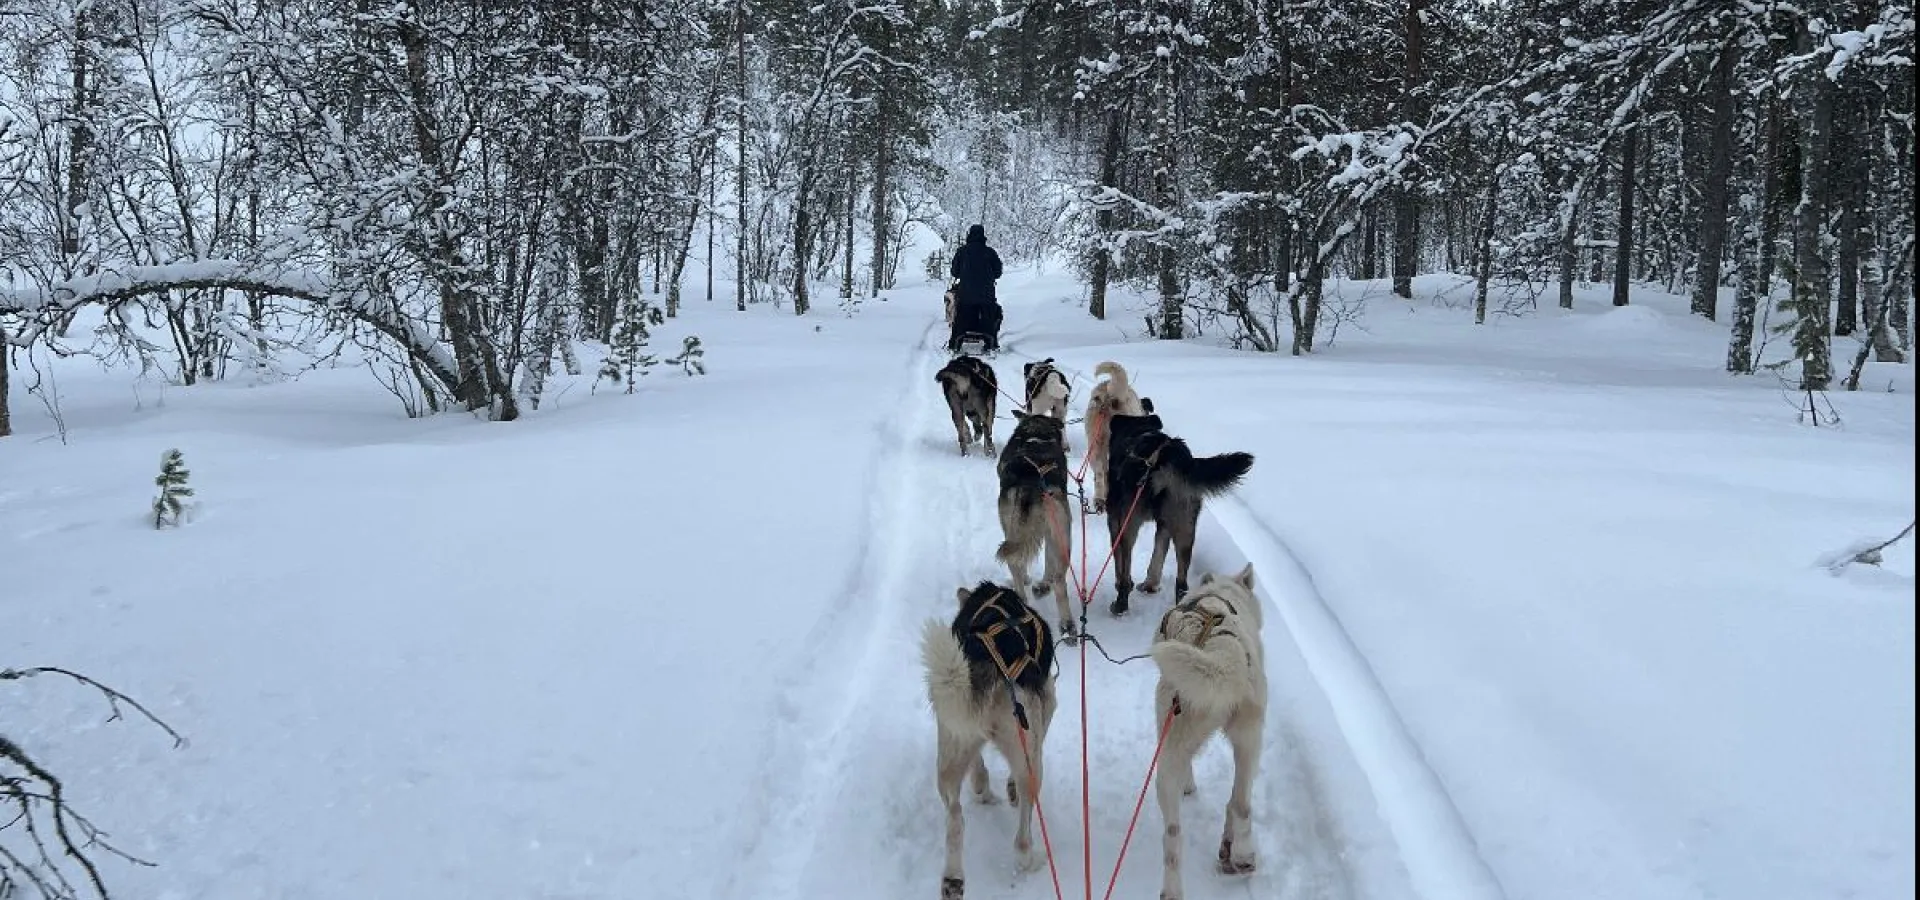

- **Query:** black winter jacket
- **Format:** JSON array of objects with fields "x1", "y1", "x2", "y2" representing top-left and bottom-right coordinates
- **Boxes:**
[{"x1": 949, "y1": 236, "x2": 1003, "y2": 306}]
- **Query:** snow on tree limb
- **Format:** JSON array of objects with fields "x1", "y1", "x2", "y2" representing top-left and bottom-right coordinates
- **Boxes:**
[{"x1": 0, "y1": 260, "x2": 461, "y2": 384}]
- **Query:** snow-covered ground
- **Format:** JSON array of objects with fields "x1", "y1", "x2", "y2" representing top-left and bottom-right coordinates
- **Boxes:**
[{"x1": 3, "y1": 259, "x2": 1912, "y2": 900}]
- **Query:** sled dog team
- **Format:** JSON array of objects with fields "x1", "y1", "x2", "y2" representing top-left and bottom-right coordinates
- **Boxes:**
[{"x1": 926, "y1": 353, "x2": 1263, "y2": 900}]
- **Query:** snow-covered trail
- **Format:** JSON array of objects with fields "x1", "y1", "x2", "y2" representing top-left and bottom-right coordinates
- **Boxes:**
[{"x1": 726, "y1": 283, "x2": 1387, "y2": 900}]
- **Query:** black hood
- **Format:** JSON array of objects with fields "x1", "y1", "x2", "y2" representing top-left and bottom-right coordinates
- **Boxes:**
[{"x1": 966, "y1": 224, "x2": 986, "y2": 244}]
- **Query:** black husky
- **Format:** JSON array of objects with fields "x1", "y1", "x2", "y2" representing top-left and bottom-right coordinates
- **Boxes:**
[
  {"x1": 1104, "y1": 411, "x2": 1254, "y2": 616},
  {"x1": 995, "y1": 411, "x2": 1077, "y2": 639},
  {"x1": 935, "y1": 355, "x2": 997, "y2": 457}
]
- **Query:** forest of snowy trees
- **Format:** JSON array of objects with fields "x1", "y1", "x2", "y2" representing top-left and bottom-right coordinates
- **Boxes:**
[{"x1": 0, "y1": 0, "x2": 1911, "y2": 435}]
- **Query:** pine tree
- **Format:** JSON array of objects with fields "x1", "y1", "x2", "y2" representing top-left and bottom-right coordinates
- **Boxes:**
[
  {"x1": 152, "y1": 448, "x2": 193, "y2": 529},
  {"x1": 669, "y1": 336, "x2": 708, "y2": 376},
  {"x1": 596, "y1": 298, "x2": 664, "y2": 393}
]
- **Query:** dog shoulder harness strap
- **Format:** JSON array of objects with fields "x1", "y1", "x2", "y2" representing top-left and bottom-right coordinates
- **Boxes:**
[{"x1": 970, "y1": 587, "x2": 1045, "y2": 685}]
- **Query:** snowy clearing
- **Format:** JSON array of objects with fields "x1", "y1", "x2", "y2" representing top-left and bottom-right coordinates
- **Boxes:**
[{"x1": 4, "y1": 263, "x2": 1913, "y2": 900}]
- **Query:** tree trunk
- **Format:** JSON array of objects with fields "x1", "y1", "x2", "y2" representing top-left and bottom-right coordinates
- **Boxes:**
[
  {"x1": 1391, "y1": 0, "x2": 1424, "y2": 300},
  {"x1": 869, "y1": 98, "x2": 892, "y2": 295},
  {"x1": 398, "y1": 3, "x2": 515, "y2": 419},
  {"x1": 735, "y1": 3, "x2": 749, "y2": 313},
  {"x1": 1088, "y1": 111, "x2": 1122, "y2": 320},
  {"x1": 1690, "y1": 41, "x2": 1737, "y2": 320},
  {"x1": 1729, "y1": 99, "x2": 1785, "y2": 374},
  {"x1": 1360, "y1": 208, "x2": 1378, "y2": 281},
  {"x1": 0, "y1": 324, "x2": 11, "y2": 438},
  {"x1": 1612, "y1": 126, "x2": 1637, "y2": 307},
  {"x1": 1791, "y1": 26, "x2": 1836, "y2": 392},
  {"x1": 1473, "y1": 143, "x2": 1505, "y2": 325},
  {"x1": 841, "y1": 162, "x2": 856, "y2": 301},
  {"x1": 792, "y1": 158, "x2": 814, "y2": 315},
  {"x1": 1832, "y1": 89, "x2": 1863, "y2": 336}
]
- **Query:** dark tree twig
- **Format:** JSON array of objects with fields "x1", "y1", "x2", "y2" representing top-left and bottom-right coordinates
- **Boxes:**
[{"x1": 1, "y1": 668, "x2": 186, "y2": 899}]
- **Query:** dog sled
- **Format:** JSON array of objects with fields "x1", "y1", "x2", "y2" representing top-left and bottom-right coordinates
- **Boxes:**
[{"x1": 946, "y1": 281, "x2": 1005, "y2": 358}]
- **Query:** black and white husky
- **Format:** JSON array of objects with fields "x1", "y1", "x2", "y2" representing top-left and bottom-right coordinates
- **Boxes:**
[{"x1": 922, "y1": 582, "x2": 1060, "y2": 900}]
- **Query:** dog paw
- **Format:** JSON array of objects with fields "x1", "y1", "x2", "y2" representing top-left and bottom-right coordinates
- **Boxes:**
[
  {"x1": 1005, "y1": 777, "x2": 1019, "y2": 804},
  {"x1": 1034, "y1": 582, "x2": 1051, "y2": 597},
  {"x1": 1140, "y1": 580, "x2": 1160, "y2": 595},
  {"x1": 1108, "y1": 597, "x2": 1130, "y2": 617},
  {"x1": 985, "y1": 445, "x2": 998, "y2": 458},
  {"x1": 1159, "y1": 891, "x2": 1183, "y2": 900},
  {"x1": 1090, "y1": 499, "x2": 1108, "y2": 515},
  {"x1": 1216, "y1": 839, "x2": 1256, "y2": 875},
  {"x1": 1015, "y1": 847, "x2": 1044, "y2": 874},
  {"x1": 941, "y1": 876, "x2": 966, "y2": 900}
]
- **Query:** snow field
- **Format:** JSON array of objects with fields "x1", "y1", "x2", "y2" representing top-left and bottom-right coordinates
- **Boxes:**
[{"x1": 3, "y1": 261, "x2": 1911, "y2": 900}]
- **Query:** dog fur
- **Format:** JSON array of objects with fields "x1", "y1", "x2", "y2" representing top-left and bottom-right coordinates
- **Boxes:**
[
  {"x1": 1022, "y1": 358, "x2": 1071, "y2": 423},
  {"x1": 943, "y1": 287, "x2": 957, "y2": 325},
  {"x1": 1148, "y1": 564, "x2": 1266, "y2": 900},
  {"x1": 935, "y1": 356, "x2": 997, "y2": 457},
  {"x1": 1083, "y1": 361, "x2": 1148, "y2": 513},
  {"x1": 995, "y1": 410, "x2": 1077, "y2": 639},
  {"x1": 1104, "y1": 411, "x2": 1254, "y2": 616},
  {"x1": 922, "y1": 582, "x2": 1059, "y2": 900}
]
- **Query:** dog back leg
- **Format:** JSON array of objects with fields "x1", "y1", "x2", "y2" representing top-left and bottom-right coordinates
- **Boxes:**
[
  {"x1": 937, "y1": 734, "x2": 981, "y2": 898},
  {"x1": 1140, "y1": 524, "x2": 1174, "y2": 595},
  {"x1": 1089, "y1": 442, "x2": 1111, "y2": 513},
  {"x1": 1169, "y1": 508, "x2": 1200, "y2": 600},
  {"x1": 1042, "y1": 493, "x2": 1077, "y2": 638},
  {"x1": 1107, "y1": 503, "x2": 1149, "y2": 616},
  {"x1": 945, "y1": 392, "x2": 973, "y2": 456},
  {"x1": 990, "y1": 722, "x2": 1045, "y2": 874},
  {"x1": 996, "y1": 513, "x2": 1038, "y2": 603},
  {"x1": 1217, "y1": 708, "x2": 1263, "y2": 876},
  {"x1": 979, "y1": 401, "x2": 997, "y2": 457},
  {"x1": 1155, "y1": 690, "x2": 1206, "y2": 900}
]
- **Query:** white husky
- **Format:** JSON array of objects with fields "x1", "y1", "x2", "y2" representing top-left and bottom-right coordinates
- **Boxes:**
[
  {"x1": 1148, "y1": 562, "x2": 1266, "y2": 900},
  {"x1": 922, "y1": 583, "x2": 1060, "y2": 899},
  {"x1": 1083, "y1": 360, "x2": 1147, "y2": 513}
]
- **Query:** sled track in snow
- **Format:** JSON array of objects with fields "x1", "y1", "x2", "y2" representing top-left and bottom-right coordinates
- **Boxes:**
[
  {"x1": 1205, "y1": 498, "x2": 1510, "y2": 900},
  {"x1": 728, "y1": 313, "x2": 1024, "y2": 899}
]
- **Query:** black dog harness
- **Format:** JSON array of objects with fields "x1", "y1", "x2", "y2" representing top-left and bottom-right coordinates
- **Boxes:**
[{"x1": 965, "y1": 587, "x2": 1049, "y2": 686}]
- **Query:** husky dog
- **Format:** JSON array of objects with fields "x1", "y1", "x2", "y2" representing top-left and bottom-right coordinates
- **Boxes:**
[
  {"x1": 935, "y1": 355, "x2": 997, "y2": 457},
  {"x1": 995, "y1": 411, "x2": 1077, "y2": 640},
  {"x1": 1022, "y1": 358, "x2": 1071, "y2": 422},
  {"x1": 943, "y1": 284, "x2": 958, "y2": 325},
  {"x1": 922, "y1": 582, "x2": 1060, "y2": 900},
  {"x1": 1083, "y1": 361, "x2": 1148, "y2": 513},
  {"x1": 1149, "y1": 564, "x2": 1266, "y2": 900},
  {"x1": 1104, "y1": 411, "x2": 1254, "y2": 616}
]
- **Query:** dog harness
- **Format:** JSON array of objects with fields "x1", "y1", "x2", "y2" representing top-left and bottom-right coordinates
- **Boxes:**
[
  {"x1": 1161, "y1": 590, "x2": 1243, "y2": 645},
  {"x1": 967, "y1": 587, "x2": 1048, "y2": 687}
]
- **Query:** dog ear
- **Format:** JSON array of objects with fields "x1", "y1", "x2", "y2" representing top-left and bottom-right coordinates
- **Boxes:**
[
  {"x1": 956, "y1": 586, "x2": 972, "y2": 603},
  {"x1": 1011, "y1": 408, "x2": 1028, "y2": 421},
  {"x1": 1234, "y1": 562, "x2": 1255, "y2": 592},
  {"x1": 1023, "y1": 361, "x2": 1034, "y2": 377},
  {"x1": 1141, "y1": 397, "x2": 1155, "y2": 413}
]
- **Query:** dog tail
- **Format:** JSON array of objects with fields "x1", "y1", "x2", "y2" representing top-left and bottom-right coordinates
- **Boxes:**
[
  {"x1": 923, "y1": 618, "x2": 985, "y2": 732},
  {"x1": 1164, "y1": 448, "x2": 1254, "y2": 498},
  {"x1": 1150, "y1": 636, "x2": 1254, "y2": 721},
  {"x1": 1094, "y1": 360, "x2": 1131, "y2": 395}
]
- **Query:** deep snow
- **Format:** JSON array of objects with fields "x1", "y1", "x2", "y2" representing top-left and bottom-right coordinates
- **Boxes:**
[{"x1": 2, "y1": 260, "x2": 1912, "y2": 900}]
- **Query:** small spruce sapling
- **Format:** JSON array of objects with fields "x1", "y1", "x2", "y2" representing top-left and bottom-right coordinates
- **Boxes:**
[
  {"x1": 595, "y1": 297, "x2": 664, "y2": 394},
  {"x1": 152, "y1": 448, "x2": 193, "y2": 528},
  {"x1": 668, "y1": 335, "x2": 706, "y2": 376}
]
